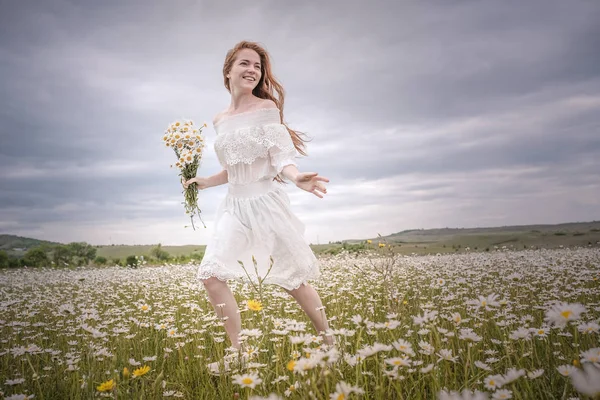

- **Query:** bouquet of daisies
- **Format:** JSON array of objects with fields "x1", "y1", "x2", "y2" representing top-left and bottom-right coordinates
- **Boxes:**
[{"x1": 162, "y1": 119, "x2": 207, "y2": 230}]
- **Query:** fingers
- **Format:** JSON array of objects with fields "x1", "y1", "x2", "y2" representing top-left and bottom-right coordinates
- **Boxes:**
[{"x1": 312, "y1": 183, "x2": 327, "y2": 198}]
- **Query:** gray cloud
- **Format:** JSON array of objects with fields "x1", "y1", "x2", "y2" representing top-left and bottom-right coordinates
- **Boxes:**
[{"x1": 0, "y1": 0, "x2": 599, "y2": 245}]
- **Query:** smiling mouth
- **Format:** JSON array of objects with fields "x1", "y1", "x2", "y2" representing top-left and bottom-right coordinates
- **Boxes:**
[{"x1": 243, "y1": 76, "x2": 256, "y2": 82}]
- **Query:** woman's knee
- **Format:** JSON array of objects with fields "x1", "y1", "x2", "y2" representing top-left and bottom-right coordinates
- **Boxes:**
[
  {"x1": 202, "y1": 276, "x2": 226, "y2": 291},
  {"x1": 285, "y1": 282, "x2": 309, "y2": 297}
]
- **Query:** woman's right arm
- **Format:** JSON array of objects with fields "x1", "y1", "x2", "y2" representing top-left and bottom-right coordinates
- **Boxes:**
[
  {"x1": 183, "y1": 169, "x2": 228, "y2": 190},
  {"x1": 207, "y1": 169, "x2": 228, "y2": 188}
]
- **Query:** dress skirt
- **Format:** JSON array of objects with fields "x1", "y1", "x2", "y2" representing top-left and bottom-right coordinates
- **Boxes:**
[{"x1": 197, "y1": 179, "x2": 321, "y2": 291}]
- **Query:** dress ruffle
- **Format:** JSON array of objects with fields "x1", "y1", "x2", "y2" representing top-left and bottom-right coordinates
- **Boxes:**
[
  {"x1": 197, "y1": 180, "x2": 321, "y2": 291},
  {"x1": 197, "y1": 108, "x2": 321, "y2": 291}
]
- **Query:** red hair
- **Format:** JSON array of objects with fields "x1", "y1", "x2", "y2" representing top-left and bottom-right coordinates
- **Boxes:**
[{"x1": 223, "y1": 41, "x2": 311, "y2": 184}]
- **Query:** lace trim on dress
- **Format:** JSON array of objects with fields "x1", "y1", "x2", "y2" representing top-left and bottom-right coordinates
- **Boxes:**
[
  {"x1": 197, "y1": 256, "x2": 320, "y2": 291},
  {"x1": 214, "y1": 123, "x2": 296, "y2": 167},
  {"x1": 197, "y1": 258, "x2": 244, "y2": 282}
]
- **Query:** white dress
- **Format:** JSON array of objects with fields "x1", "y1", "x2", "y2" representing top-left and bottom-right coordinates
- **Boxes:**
[{"x1": 196, "y1": 107, "x2": 321, "y2": 291}]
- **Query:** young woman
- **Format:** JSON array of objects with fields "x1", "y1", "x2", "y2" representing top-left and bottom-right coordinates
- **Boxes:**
[{"x1": 183, "y1": 41, "x2": 334, "y2": 364}]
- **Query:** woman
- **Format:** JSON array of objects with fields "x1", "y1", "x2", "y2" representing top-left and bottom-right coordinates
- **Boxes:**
[{"x1": 183, "y1": 41, "x2": 334, "y2": 363}]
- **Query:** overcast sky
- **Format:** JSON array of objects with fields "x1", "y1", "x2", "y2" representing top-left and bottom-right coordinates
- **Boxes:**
[{"x1": 1, "y1": 0, "x2": 599, "y2": 246}]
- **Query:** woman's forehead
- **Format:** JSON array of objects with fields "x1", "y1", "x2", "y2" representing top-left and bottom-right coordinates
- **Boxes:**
[{"x1": 235, "y1": 48, "x2": 261, "y2": 62}]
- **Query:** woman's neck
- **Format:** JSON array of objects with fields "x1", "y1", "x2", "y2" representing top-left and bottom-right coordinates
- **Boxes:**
[{"x1": 229, "y1": 91, "x2": 260, "y2": 112}]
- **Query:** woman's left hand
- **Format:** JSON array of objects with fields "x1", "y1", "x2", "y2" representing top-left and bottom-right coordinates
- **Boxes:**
[{"x1": 295, "y1": 172, "x2": 329, "y2": 198}]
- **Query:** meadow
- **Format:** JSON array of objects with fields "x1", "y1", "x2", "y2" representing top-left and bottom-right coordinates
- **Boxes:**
[{"x1": 0, "y1": 245, "x2": 599, "y2": 399}]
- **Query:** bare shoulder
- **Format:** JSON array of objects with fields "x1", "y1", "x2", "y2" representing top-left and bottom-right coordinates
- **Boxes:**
[
  {"x1": 260, "y1": 99, "x2": 279, "y2": 110},
  {"x1": 212, "y1": 110, "x2": 227, "y2": 126}
]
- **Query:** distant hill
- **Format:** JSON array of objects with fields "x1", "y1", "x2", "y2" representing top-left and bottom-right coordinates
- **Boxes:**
[
  {"x1": 2, "y1": 220, "x2": 599, "y2": 258},
  {"x1": 0, "y1": 234, "x2": 61, "y2": 255},
  {"x1": 344, "y1": 221, "x2": 600, "y2": 243}
]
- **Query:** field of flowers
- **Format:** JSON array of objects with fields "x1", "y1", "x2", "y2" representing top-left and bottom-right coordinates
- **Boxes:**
[{"x1": 1, "y1": 247, "x2": 599, "y2": 400}]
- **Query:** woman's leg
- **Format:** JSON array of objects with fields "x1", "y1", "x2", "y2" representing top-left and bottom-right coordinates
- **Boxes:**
[
  {"x1": 285, "y1": 283, "x2": 335, "y2": 345},
  {"x1": 202, "y1": 277, "x2": 241, "y2": 349}
]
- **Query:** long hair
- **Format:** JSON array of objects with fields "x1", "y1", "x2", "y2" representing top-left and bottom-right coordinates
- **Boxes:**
[{"x1": 223, "y1": 41, "x2": 310, "y2": 184}]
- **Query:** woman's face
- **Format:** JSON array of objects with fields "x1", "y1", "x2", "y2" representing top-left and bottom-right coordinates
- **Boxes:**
[{"x1": 228, "y1": 48, "x2": 262, "y2": 92}]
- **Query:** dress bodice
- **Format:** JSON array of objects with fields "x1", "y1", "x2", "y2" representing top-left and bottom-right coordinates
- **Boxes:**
[{"x1": 213, "y1": 108, "x2": 298, "y2": 185}]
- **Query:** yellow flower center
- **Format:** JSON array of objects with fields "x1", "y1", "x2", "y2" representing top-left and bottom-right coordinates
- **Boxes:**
[
  {"x1": 561, "y1": 310, "x2": 573, "y2": 319},
  {"x1": 286, "y1": 360, "x2": 296, "y2": 371},
  {"x1": 336, "y1": 394, "x2": 345, "y2": 400},
  {"x1": 538, "y1": 330, "x2": 544, "y2": 335}
]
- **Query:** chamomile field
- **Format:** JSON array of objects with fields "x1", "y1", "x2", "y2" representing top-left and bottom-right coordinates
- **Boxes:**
[{"x1": 1, "y1": 247, "x2": 599, "y2": 400}]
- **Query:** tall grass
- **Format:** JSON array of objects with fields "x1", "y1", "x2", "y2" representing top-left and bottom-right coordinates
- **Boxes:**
[{"x1": 0, "y1": 247, "x2": 599, "y2": 399}]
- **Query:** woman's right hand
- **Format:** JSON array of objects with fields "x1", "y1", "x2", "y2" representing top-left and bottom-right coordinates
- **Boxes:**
[{"x1": 182, "y1": 176, "x2": 209, "y2": 190}]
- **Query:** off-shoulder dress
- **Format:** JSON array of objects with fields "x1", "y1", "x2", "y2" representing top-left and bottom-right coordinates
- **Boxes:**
[{"x1": 196, "y1": 108, "x2": 321, "y2": 291}]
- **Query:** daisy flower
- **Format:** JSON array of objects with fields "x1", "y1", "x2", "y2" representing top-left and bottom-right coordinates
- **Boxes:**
[
  {"x1": 438, "y1": 389, "x2": 489, "y2": 400},
  {"x1": 484, "y1": 375, "x2": 505, "y2": 390},
  {"x1": 527, "y1": 369, "x2": 544, "y2": 379},
  {"x1": 570, "y1": 363, "x2": 600, "y2": 398},
  {"x1": 329, "y1": 381, "x2": 364, "y2": 400},
  {"x1": 475, "y1": 361, "x2": 491, "y2": 371},
  {"x1": 492, "y1": 389, "x2": 512, "y2": 399},
  {"x1": 385, "y1": 357, "x2": 412, "y2": 367},
  {"x1": 578, "y1": 322, "x2": 600, "y2": 334},
  {"x1": 580, "y1": 347, "x2": 600, "y2": 366},
  {"x1": 557, "y1": 365, "x2": 577, "y2": 377},
  {"x1": 233, "y1": 372, "x2": 262, "y2": 389},
  {"x1": 545, "y1": 302, "x2": 586, "y2": 327},
  {"x1": 437, "y1": 349, "x2": 458, "y2": 363}
]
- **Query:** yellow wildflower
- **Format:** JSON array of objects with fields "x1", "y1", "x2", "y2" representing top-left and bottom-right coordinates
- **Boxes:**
[
  {"x1": 247, "y1": 299, "x2": 263, "y2": 311},
  {"x1": 96, "y1": 379, "x2": 115, "y2": 392},
  {"x1": 132, "y1": 365, "x2": 151, "y2": 377},
  {"x1": 286, "y1": 360, "x2": 296, "y2": 371}
]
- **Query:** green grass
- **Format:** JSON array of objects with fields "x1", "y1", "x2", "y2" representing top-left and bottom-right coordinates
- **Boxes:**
[
  {"x1": 96, "y1": 245, "x2": 206, "y2": 260},
  {"x1": 0, "y1": 247, "x2": 599, "y2": 399}
]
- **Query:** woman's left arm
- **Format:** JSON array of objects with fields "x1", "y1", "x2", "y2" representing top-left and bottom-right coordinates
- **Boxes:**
[{"x1": 282, "y1": 165, "x2": 329, "y2": 198}]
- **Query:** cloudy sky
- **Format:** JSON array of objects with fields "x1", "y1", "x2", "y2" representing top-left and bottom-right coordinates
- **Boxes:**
[{"x1": 1, "y1": 0, "x2": 599, "y2": 246}]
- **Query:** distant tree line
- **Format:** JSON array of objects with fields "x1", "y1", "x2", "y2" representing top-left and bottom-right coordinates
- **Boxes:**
[
  {"x1": 0, "y1": 242, "x2": 97, "y2": 268},
  {"x1": 0, "y1": 242, "x2": 204, "y2": 269}
]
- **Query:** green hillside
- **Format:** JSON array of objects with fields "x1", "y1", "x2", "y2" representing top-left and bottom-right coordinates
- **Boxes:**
[
  {"x1": 2, "y1": 220, "x2": 599, "y2": 260},
  {"x1": 95, "y1": 245, "x2": 206, "y2": 260},
  {"x1": 0, "y1": 234, "x2": 61, "y2": 256}
]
